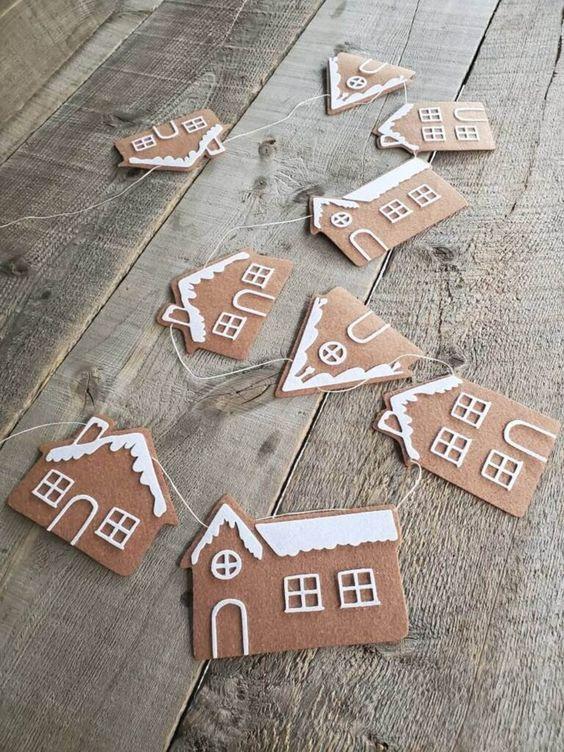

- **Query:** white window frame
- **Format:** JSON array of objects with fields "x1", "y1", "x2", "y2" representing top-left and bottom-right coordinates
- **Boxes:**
[
  {"x1": 379, "y1": 199, "x2": 413, "y2": 224},
  {"x1": 421, "y1": 125, "x2": 446, "y2": 142},
  {"x1": 481, "y1": 450, "x2": 523, "y2": 491},
  {"x1": 131, "y1": 134, "x2": 157, "y2": 152},
  {"x1": 408, "y1": 183, "x2": 441, "y2": 208},
  {"x1": 455, "y1": 125, "x2": 480, "y2": 141},
  {"x1": 419, "y1": 107, "x2": 442, "y2": 122},
  {"x1": 451, "y1": 392, "x2": 491, "y2": 429},
  {"x1": 241, "y1": 263, "x2": 274, "y2": 289},
  {"x1": 346, "y1": 75, "x2": 368, "y2": 90},
  {"x1": 318, "y1": 340, "x2": 347, "y2": 366},
  {"x1": 338, "y1": 568, "x2": 380, "y2": 608},
  {"x1": 284, "y1": 574, "x2": 324, "y2": 613},
  {"x1": 212, "y1": 312, "x2": 247, "y2": 340},
  {"x1": 32, "y1": 469, "x2": 75, "y2": 508},
  {"x1": 430, "y1": 427, "x2": 472, "y2": 467},
  {"x1": 211, "y1": 549, "x2": 242, "y2": 580},
  {"x1": 330, "y1": 211, "x2": 353, "y2": 228},
  {"x1": 182, "y1": 116, "x2": 207, "y2": 134},
  {"x1": 95, "y1": 507, "x2": 140, "y2": 550}
]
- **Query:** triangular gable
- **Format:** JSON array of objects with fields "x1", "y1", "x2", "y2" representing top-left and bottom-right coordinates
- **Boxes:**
[{"x1": 375, "y1": 103, "x2": 419, "y2": 153}]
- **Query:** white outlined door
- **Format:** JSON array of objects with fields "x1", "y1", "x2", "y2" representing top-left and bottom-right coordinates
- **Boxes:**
[
  {"x1": 211, "y1": 599, "x2": 249, "y2": 658},
  {"x1": 47, "y1": 494, "x2": 99, "y2": 546}
]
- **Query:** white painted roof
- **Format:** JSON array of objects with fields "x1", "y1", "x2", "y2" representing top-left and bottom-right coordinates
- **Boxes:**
[
  {"x1": 344, "y1": 157, "x2": 429, "y2": 202},
  {"x1": 191, "y1": 503, "x2": 263, "y2": 565}
]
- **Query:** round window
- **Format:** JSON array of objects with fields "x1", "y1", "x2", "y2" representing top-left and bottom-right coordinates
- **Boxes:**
[
  {"x1": 331, "y1": 211, "x2": 353, "y2": 228},
  {"x1": 211, "y1": 550, "x2": 242, "y2": 580},
  {"x1": 318, "y1": 340, "x2": 348, "y2": 366},
  {"x1": 346, "y1": 75, "x2": 368, "y2": 90}
]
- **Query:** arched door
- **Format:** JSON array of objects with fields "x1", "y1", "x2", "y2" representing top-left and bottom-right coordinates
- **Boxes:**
[
  {"x1": 47, "y1": 494, "x2": 99, "y2": 546},
  {"x1": 211, "y1": 599, "x2": 249, "y2": 658}
]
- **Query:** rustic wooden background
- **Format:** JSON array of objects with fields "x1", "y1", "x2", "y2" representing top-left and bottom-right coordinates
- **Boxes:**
[{"x1": 0, "y1": 0, "x2": 562, "y2": 749}]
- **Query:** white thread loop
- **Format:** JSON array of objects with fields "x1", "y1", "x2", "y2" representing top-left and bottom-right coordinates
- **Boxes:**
[
  {"x1": 151, "y1": 456, "x2": 208, "y2": 527},
  {"x1": 0, "y1": 421, "x2": 88, "y2": 448},
  {"x1": 396, "y1": 462, "x2": 422, "y2": 509}
]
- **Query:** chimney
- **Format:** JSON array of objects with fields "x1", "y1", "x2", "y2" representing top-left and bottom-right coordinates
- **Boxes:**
[{"x1": 73, "y1": 417, "x2": 109, "y2": 445}]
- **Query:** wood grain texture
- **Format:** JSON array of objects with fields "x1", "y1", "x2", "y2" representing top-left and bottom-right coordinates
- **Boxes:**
[
  {"x1": 0, "y1": 0, "x2": 503, "y2": 750},
  {"x1": 175, "y1": 0, "x2": 564, "y2": 750}
]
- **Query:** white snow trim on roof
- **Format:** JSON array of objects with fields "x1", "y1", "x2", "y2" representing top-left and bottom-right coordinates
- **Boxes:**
[
  {"x1": 280, "y1": 296, "x2": 407, "y2": 393},
  {"x1": 47, "y1": 432, "x2": 168, "y2": 517},
  {"x1": 328, "y1": 55, "x2": 410, "y2": 112},
  {"x1": 345, "y1": 157, "x2": 429, "y2": 203},
  {"x1": 175, "y1": 251, "x2": 250, "y2": 343},
  {"x1": 256, "y1": 509, "x2": 398, "y2": 557},
  {"x1": 191, "y1": 503, "x2": 263, "y2": 565},
  {"x1": 311, "y1": 197, "x2": 359, "y2": 230},
  {"x1": 377, "y1": 103, "x2": 419, "y2": 153},
  {"x1": 378, "y1": 375, "x2": 463, "y2": 460},
  {"x1": 129, "y1": 124, "x2": 225, "y2": 168}
]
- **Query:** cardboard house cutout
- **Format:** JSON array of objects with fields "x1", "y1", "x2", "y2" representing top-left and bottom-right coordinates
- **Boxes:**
[
  {"x1": 158, "y1": 249, "x2": 293, "y2": 361},
  {"x1": 310, "y1": 157, "x2": 468, "y2": 266},
  {"x1": 276, "y1": 287, "x2": 422, "y2": 397},
  {"x1": 6, "y1": 417, "x2": 178, "y2": 575},
  {"x1": 327, "y1": 52, "x2": 415, "y2": 115},
  {"x1": 375, "y1": 376, "x2": 560, "y2": 517},
  {"x1": 375, "y1": 101, "x2": 495, "y2": 154},
  {"x1": 181, "y1": 496, "x2": 408, "y2": 659},
  {"x1": 114, "y1": 109, "x2": 226, "y2": 171}
]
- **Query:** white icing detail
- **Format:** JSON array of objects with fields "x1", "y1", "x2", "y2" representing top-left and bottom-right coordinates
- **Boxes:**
[
  {"x1": 318, "y1": 340, "x2": 347, "y2": 365},
  {"x1": 95, "y1": 507, "x2": 140, "y2": 549},
  {"x1": 344, "y1": 157, "x2": 429, "y2": 202},
  {"x1": 346, "y1": 75, "x2": 367, "y2": 90},
  {"x1": 419, "y1": 107, "x2": 442, "y2": 122},
  {"x1": 328, "y1": 55, "x2": 410, "y2": 113},
  {"x1": 311, "y1": 197, "x2": 358, "y2": 229},
  {"x1": 451, "y1": 392, "x2": 491, "y2": 428},
  {"x1": 408, "y1": 184, "x2": 441, "y2": 207},
  {"x1": 349, "y1": 228, "x2": 388, "y2": 261},
  {"x1": 338, "y1": 568, "x2": 380, "y2": 608},
  {"x1": 376, "y1": 103, "x2": 419, "y2": 153},
  {"x1": 454, "y1": 107, "x2": 487, "y2": 122},
  {"x1": 358, "y1": 59, "x2": 387, "y2": 75},
  {"x1": 430, "y1": 427, "x2": 472, "y2": 467},
  {"x1": 212, "y1": 312, "x2": 247, "y2": 339},
  {"x1": 46, "y1": 425, "x2": 168, "y2": 518},
  {"x1": 242, "y1": 263, "x2": 274, "y2": 288},
  {"x1": 191, "y1": 503, "x2": 263, "y2": 565},
  {"x1": 503, "y1": 420, "x2": 557, "y2": 463},
  {"x1": 284, "y1": 574, "x2": 323, "y2": 612},
  {"x1": 132, "y1": 134, "x2": 156, "y2": 152},
  {"x1": 377, "y1": 375, "x2": 463, "y2": 460},
  {"x1": 256, "y1": 508, "x2": 398, "y2": 557},
  {"x1": 211, "y1": 550, "x2": 242, "y2": 579},
  {"x1": 379, "y1": 199, "x2": 412, "y2": 223},
  {"x1": 455, "y1": 125, "x2": 480, "y2": 141},
  {"x1": 211, "y1": 599, "x2": 249, "y2": 658},
  {"x1": 422, "y1": 125, "x2": 446, "y2": 141},
  {"x1": 482, "y1": 450, "x2": 523, "y2": 490},
  {"x1": 32, "y1": 469, "x2": 74, "y2": 508},
  {"x1": 347, "y1": 312, "x2": 390, "y2": 344},
  {"x1": 232, "y1": 289, "x2": 274, "y2": 317},
  {"x1": 182, "y1": 116, "x2": 207, "y2": 133},
  {"x1": 47, "y1": 494, "x2": 99, "y2": 545},
  {"x1": 152, "y1": 120, "x2": 179, "y2": 140},
  {"x1": 73, "y1": 417, "x2": 109, "y2": 444},
  {"x1": 129, "y1": 123, "x2": 225, "y2": 168},
  {"x1": 330, "y1": 211, "x2": 353, "y2": 228}
]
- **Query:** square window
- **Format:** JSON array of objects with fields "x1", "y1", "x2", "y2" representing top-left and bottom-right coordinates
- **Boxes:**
[
  {"x1": 212, "y1": 313, "x2": 247, "y2": 340},
  {"x1": 338, "y1": 568, "x2": 380, "y2": 608},
  {"x1": 431, "y1": 427, "x2": 471, "y2": 467},
  {"x1": 408, "y1": 183, "x2": 441, "y2": 208},
  {"x1": 284, "y1": 574, "x2": 323, "y2": 612},
  {"x1": 422, "y1": 125, "x2": 446, "y2": 142},
  {"x1": 419, "y1": 107, "x2": 442, "y2": 122},
  {"x1": 32, "y1": 469, "x2": 74, "y2": 508},
  {"x1": 95, "y1": 507, "x2": 140, "y2": 550},
  {"x1": 182, "y1": 116, "x2": 207, "y2": 134},
  {"x1": 481, "y1": 450, "x2": 523, "y2": 490},
  {"x1": 131, "y1": 134, "x2": 157, "y2": 152},
  {"x1": 455, "y1": 125, "x2": 480, "y2": 141},
  {"x1": 242, "y1": 263, "x2": 274, "y2": 289},
  {"x1": 451, "y1": 392, "x2": 491, "y2": 428},
  {"x1": 379, "y1": 199, "x2": 413, "y2": 224}
]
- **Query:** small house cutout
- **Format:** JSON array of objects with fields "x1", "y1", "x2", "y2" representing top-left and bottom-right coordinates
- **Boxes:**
[
  {"x1": 276, "y1": 286, "x2": 422, "y2": 396},
  {"x1": 181, "y1": 496, "x2": 408, "y2": 659},
  {"x1": 6, "y1": 417, "x2": 178, "y2": 575},
  {"x1": 375, "y1": 376, "x2": 560, "y2": 517},
  {"x1": 114, "y1": 109, "x2": 226, "y2": 171},
  {"x1": 375, "y1": 101, "x2": 495, "y2": 154},
  {"x1": 327, "y1": 52, "x2": 415, "y2": 115},
  {"x1": 158, "y1": 249, "x2": 293, "y2": 361},
  {"x1": 310, "y1": 157, "x2": 468, "y2": 266}
]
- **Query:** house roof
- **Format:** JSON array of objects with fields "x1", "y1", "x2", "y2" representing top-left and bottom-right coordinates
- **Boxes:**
[
  {"x1": 129, "y1": 123, "x2": 224, "y2": 169},
  {"x1": 377, "y1": 103, "x2": 419, "y2": 152},
  {"x1": 188, "y1": 502, "x2": 263, "y2": 565}
]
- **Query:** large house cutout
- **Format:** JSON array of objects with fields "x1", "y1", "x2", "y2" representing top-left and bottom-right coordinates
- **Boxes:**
[
  {"x1": 310, "y1": 157, "x2": 468, "y2": 266},
  {"x1": 181, "y1": 496, "x2": 408, "y2": 659},
  {"x1": 6, "y1": 416, "x2": 178, "y2": 574},
  {"x1": 375, "y1": 376, "x2": 560, "y2": 517}
]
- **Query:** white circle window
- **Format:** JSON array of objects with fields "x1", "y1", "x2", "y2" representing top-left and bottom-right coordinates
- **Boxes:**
[
  {"x1": 319, "y1": 341, "x2": 348, "y2": 366},
  {"x1": 346, "y1": 75, "x2": 368, "y2": 90},
  {"x1": 211, "y1": 550, "x2": 242, "y2": 580},
  {"x1": 330, "y1": 211, "x2": 352, "y2": 228}
]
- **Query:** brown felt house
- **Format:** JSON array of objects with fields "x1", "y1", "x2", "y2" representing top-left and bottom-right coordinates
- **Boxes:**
[
  {"x1": 6, "y1": 416, "x2": 178, "y2": 575},
  {"x1": 310, "y1": 157, "x2": 467, "y2": 266},
  {"x1": 181, "y1": 496, "x2": 408, "y2": 659},
  {"x1": 158, "y1": 248, "x2": 293, "y2": 361},
  {"x1": 375, "y1": 376, "x2": 560, "y2": 517}
]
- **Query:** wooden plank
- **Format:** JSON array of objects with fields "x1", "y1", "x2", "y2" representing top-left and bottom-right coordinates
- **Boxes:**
[
  {"x1": 0, "y1": 1, "x2": 166, "y2": 163},
  {"x1": 175, "y1": 0, "x2": 564, "y2": 749},
  {"x1": 0, "y1": 0, "x2": 500, "y2": 750}
]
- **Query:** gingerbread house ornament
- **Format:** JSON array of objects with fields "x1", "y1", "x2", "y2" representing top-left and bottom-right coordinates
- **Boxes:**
[
  {"x1": 181, "y1": 496, "x2": 408, "y2": 659},
  {"x1": 310, "y1": 157, "x2": 468, "y2": 266},
  {"x1": 276, "y1": 287, "x2": 422, "y2": 397},
  {"x1": 375, "y1": 101, "x2": 495, "y2": 154},
  {"x1": 158, "y1": 249, "x2": 293, "y2": 361},
  {"x1": 6, "y1": 417, "x2": 178, "y2": 575},
  {"x1": 327, "y1": 52, "x2": 415, "y2": 115},
  {"x1": 375, "y1": 376, "x2": 560, "y2": 517},
  {"x1": 114, "y1": 109, "x2": 226, "y2": 171}
]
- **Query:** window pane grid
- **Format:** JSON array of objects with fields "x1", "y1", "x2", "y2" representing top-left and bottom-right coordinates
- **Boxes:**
[
  {"x1": 338, "y1": 568, "x2": 380, "y2": 608},
  {"x1": 419, "y1": 107, "x2": 442, "y2": 122},
  {"x1": 131, "y1": 135, "x2": 156, "y2": 152},
  {"x1": 241, "y1": 263, "x2": 274, "y2": 288},
  {"x1": 455, "y1": 125, "x2": 480, "y2": 141},
  {"x1": 212, "y1": 313, "x2": 247, "y2": 340},
  {"x1": 379, "y1": 199, "x2": 412, "y2": 223},
  {"x1": 481, "y1": 450, "x2": 523, "y2": 490},
  {"x1": 95, "y1": 507, "x2": 140, "y2": 549},
  {"x1": 182, "y1": 116, "x2": 207, "y2": 133},
  {"x1": 431, "y1": 427, "x2": 471, "y2": 467},
  {"x1": 408, "y1": 183, "x2": 441, "y2": 208},
  {"x1": 32, "y1": 469, "x2": 74, "y2": 507},
  {"x1": 211, "y1": 550, "x2": 242, "y2": 579},
  {"x1": 421, "y1": 125, "x2": 446, "y2": 142},
  {"x1": 284, "y1": 574, "x2": 323, "y2": 612},
  {"x1": 451, "y1": 392, "x2": 491, "y2": 428}
]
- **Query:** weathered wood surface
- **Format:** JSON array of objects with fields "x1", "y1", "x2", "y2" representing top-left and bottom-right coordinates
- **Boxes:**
[{"x1": 0, "y1": 0, "x2": 561, "y2": 751}]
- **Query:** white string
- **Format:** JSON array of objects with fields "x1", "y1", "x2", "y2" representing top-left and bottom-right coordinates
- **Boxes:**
[
  {"x1": 151, "y1": 456, "x2": 208, "y2": 527},
  {"x1": 396, "y1": 462, "x2": 422, "y2": 509},
  {"x1": 403, "y1": 80, "x2": 409, "y2": 105},
  {"x1": 0, "y1": 167, "x2": 159, "y2": 229},
  {"x1": 220, "y1": 0, "x2": 251, "y2": 45},
  {"x1": 0, "y1": 421, "x2": 88, "y2": 448}
]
